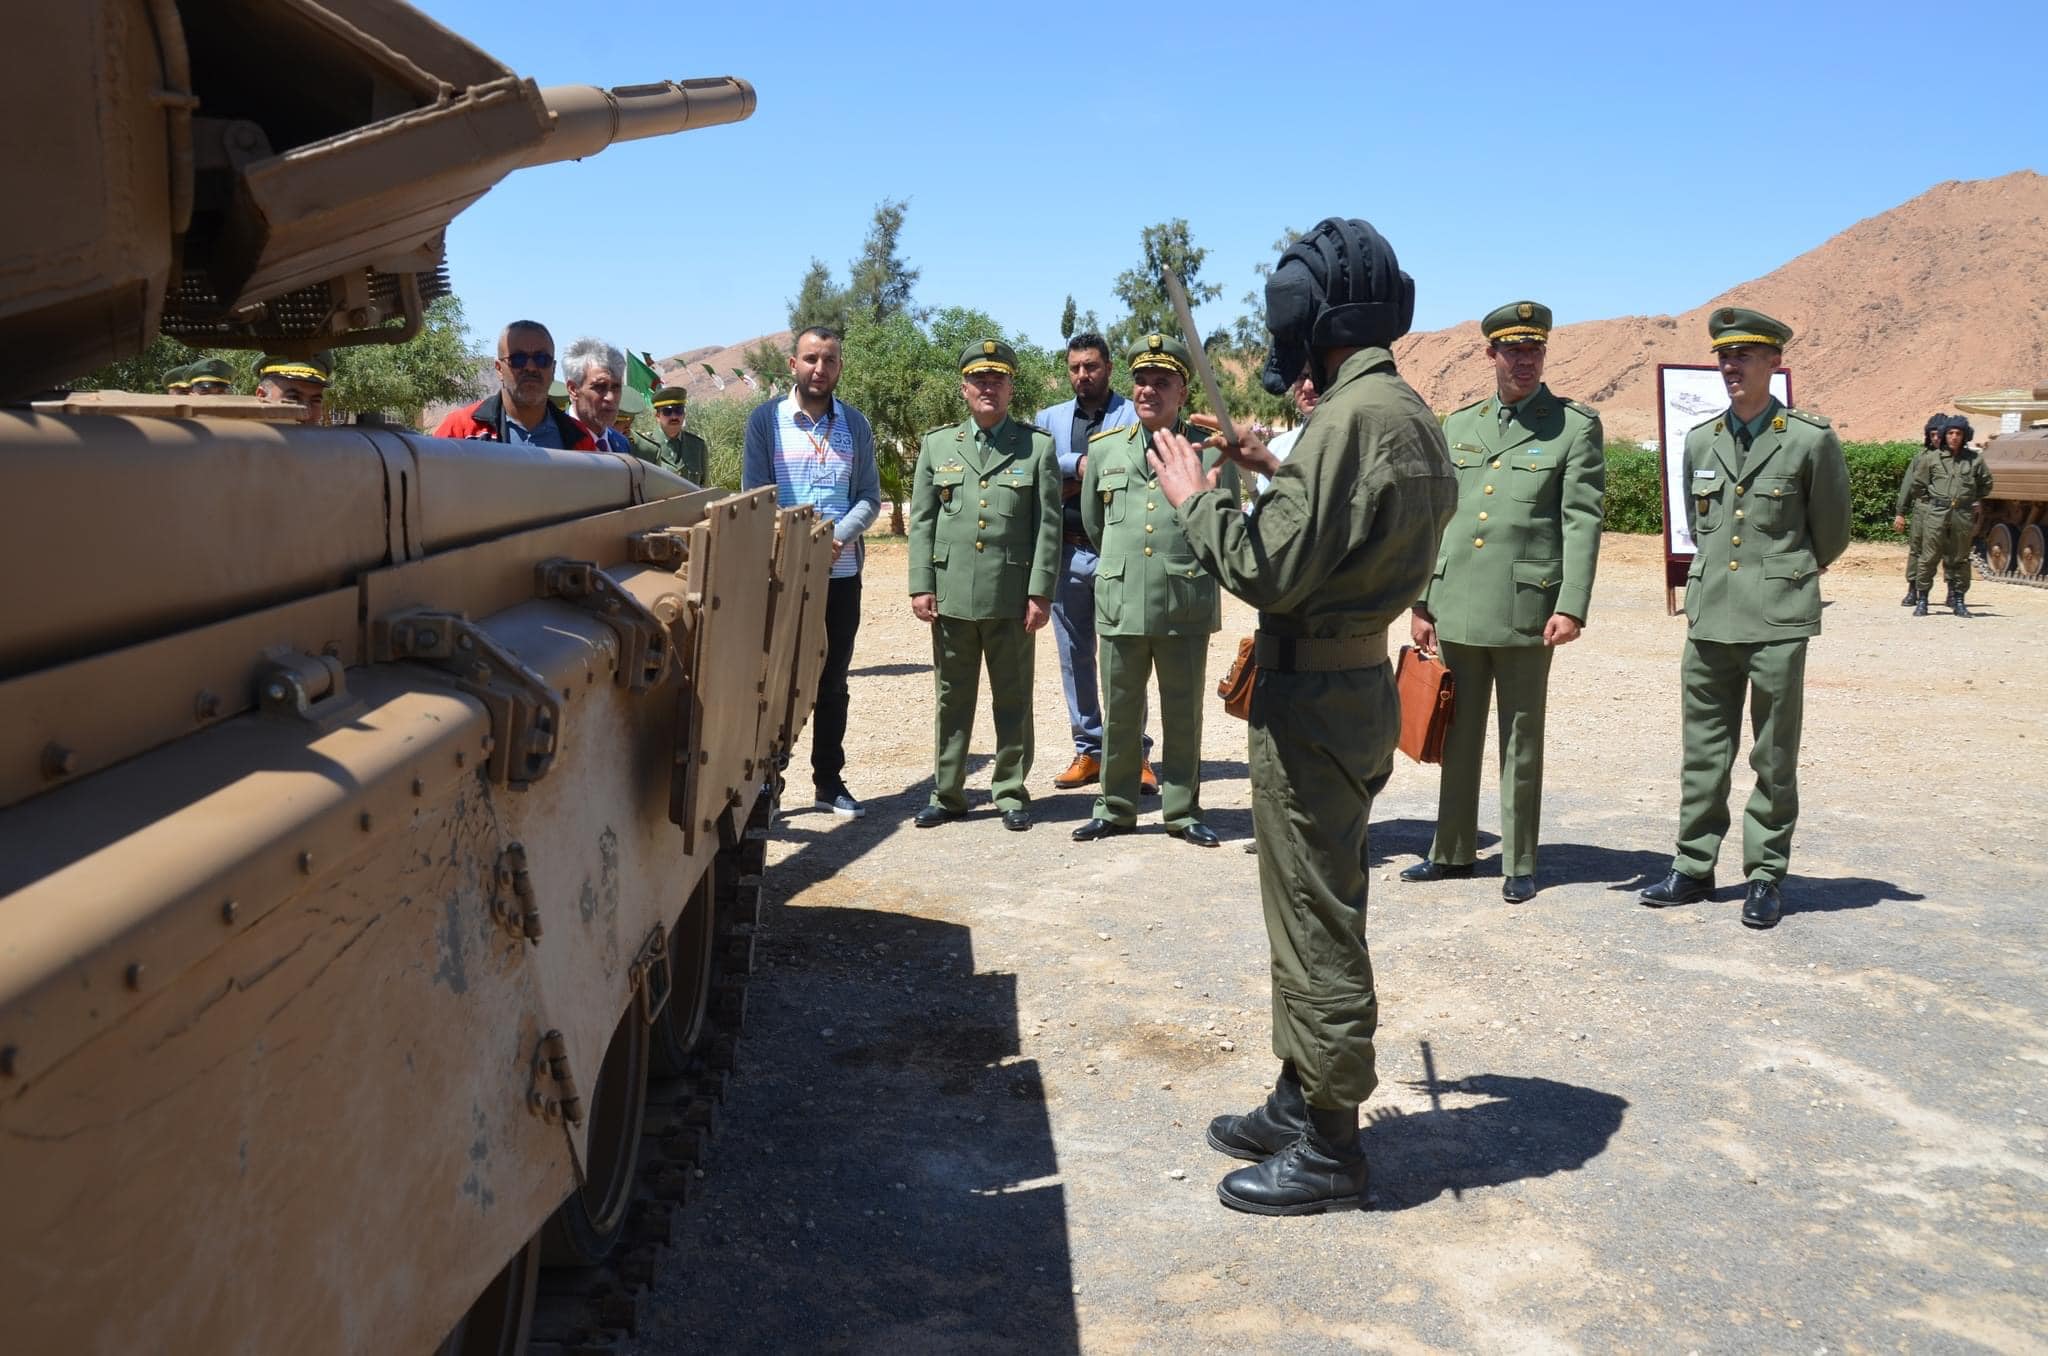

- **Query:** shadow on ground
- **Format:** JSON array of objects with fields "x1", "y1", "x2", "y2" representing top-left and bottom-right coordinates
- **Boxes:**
[
  {"x1": 637, "y1": 889, "x2": 1076, "y2": 1352},
  {"x1": 1367, "y1": 1064, "x2": 1629, "y2": 1212}
]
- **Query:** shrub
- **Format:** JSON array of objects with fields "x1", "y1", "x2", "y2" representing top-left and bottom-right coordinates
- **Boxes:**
[{"x1": 1600, "y1": 439, "x2": 1917, "y2": 541}]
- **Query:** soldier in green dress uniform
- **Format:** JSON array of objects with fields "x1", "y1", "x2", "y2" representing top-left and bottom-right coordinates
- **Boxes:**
[
  {"x1": 1639, "y1": 307, "x2": 1851, "y2": 929},
  {"x1": 1151, "y1": 218, "x2": 1456, "y2": 1214},
  {"x1": 1071, "y1": 334, "x2": 1240, "y2": 847},
  {"x1": 1403, "y1": 301, "x2": 1604, "y2": 902},
  {"x1": 1903, "y1": 414, "x2": 1994, "y2": 616},
  {"x1": 1895, "y1": 413, "x2": 1945, "y2": 606},
  {"x1": 255, "y1": 351, "x2": 333, "y2": 424},
  {"x1": 646, "y1": 385, "x2": 709, "y2": 482},
  {"x1": 185, "y1": 357, "x2": 235, "y2": 396},
  {"x1": 163, "y1": 362, "x2": 194, "y2": 396},
  {"x1": 907, "y1": 339, "x2": 1062, "y2": 832}
]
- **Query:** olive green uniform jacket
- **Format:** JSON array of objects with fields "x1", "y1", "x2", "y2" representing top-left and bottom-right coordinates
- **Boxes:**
[
  {"x1": 634, "y1": 428, "x2": 708, "y2": 484},
  {"x1": 1671, "y1": 399, "x2": 1851, "y2": 883},
  {"x1": 1418, "y1": 385, "x2": 1604, "y2": 876},
  {"x1": 1080, "y1": 418, "x2": 1239, "y2": 829},
  {"x1": 1175, "y1": 348, "x2": 1457, "y2": 1108},
  {"x1": 908, "y1": 415, "x2": 1062, "y2": 813}
]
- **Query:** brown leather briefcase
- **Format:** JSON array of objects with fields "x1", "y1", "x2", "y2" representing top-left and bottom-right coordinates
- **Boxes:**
[{"x1": 1395, "y1": 645, "x2": 1455, "y2": 763}]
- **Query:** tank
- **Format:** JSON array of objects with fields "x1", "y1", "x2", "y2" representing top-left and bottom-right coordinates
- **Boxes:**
[
  {"x1": 1953, "y1": 386, "x2": 2048, "y2": 583},
  {"x1": 0, "y1": 5, "x2": 833, "y2": 1354}
]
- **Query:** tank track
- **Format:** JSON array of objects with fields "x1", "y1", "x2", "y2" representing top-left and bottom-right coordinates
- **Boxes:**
[{"x1": 523, "y1": 780, "x2": 774, "y2": 1355}]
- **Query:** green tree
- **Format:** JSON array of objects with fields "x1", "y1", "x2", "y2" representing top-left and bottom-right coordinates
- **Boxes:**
[
  {"x1": 682, "y1": 392, "x2": 773, "y2": 492},
  {"x1": 1059, "y1": 295, "x2": 1077, "y2": 340},
  {"x1": 1106, "y1": 219, "x2": 1221, "y2": 358},
  {"x1": 845, "y1": 198, "x2": 919, "y2": 325},
  {"x1": 1215, "y1": 226, "x2": 1305, "y2": 429}
]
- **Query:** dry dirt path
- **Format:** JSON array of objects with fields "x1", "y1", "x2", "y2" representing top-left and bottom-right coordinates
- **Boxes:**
[{"x1": 628, "y1": 535, "x2": 2048, "y2": 1354}]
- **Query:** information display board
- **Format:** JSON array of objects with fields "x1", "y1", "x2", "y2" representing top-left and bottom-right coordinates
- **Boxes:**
[{"x1": 1655, "y1": 363, "x2": 1792, "y2": 604}]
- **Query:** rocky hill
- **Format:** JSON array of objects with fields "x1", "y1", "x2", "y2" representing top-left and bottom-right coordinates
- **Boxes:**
[
  {"x1": 1394, "y1": 170, "x2": 2048, "y2": 443},
  {"x1": 654, "y1": 332, "x2": 791, "y2": 404}
]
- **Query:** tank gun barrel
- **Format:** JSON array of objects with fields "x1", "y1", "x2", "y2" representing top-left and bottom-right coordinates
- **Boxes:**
[{"x1": 532, "y1": 78, "x2": 756, "y2": 165}]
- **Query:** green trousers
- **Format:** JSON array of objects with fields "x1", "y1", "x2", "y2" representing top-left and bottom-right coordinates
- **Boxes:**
[
  {"x1": 1094, "y1": 633, "x2": 1206, "y2": 829},
  {"x1": 1673, "y1": 637, "x2": 1806, "y2": 883},
  {"x1": 1428, "y1": 641, "x2": 1555, "y2": 876},
  {"x1": 1911, "y1": 509, "x2": 1974, "y2": 596},
  {"x1": 1904, "y1": 503, "x2": 1926, "y2": 586},
  {"x1": 928, "y1": 615, "x2": 1034, "y2": 813},
  {"x1": 1249, "y1": 662, "x2": 1396, "y2": 1110}
]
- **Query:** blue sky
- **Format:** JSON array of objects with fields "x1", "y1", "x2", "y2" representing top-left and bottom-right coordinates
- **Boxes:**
[{"x1": 416, "y1": 0, "x2": 2043, "y2": 362}]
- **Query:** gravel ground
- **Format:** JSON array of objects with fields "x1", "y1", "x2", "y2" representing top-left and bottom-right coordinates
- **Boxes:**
[{"x1": 627, "y1": 534, "x2": 2047, "y2": 1355}]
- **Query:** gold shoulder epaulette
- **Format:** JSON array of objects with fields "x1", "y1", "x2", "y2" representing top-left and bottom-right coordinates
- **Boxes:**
[
  {"x1": 1088, "y1": 424, "x2": 1132, "y2": 443},
  {"x1": 1784, "y1": 407, "x2": 1831, "y2": 429},
  {"x1": 1564, "y1": 398, "x2": 1601, "y2": 421},
  {"x1": 1450, "y1": 395, "x2": 1489, "y2": 416}
]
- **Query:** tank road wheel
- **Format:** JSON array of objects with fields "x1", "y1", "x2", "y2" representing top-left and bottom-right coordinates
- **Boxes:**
[
  {"x1": 1984, "y1": 523, "x2": 2015, "y2": 575},
  {"x1": 2020, "y1": 523, "x2": 2047, "y2": 579},
  {"x1": 542, "y1": 1002, "x2": 651, "y2": 1267},
  {"x1": 651, "y1": 872, "x2": 717, "y2": 1075},
  {"x1": 433, "y1": 1229, "x2": 539, "y2": 1356}
]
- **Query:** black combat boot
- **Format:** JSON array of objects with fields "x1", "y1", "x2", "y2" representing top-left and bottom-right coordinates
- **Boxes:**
[
  {"x1": 1900, "y1": 586, "x2": 1918, "y2": 607},
  {"x1": 1216, "y1": 1104, "x2": 1369, "y2": 1215},
  {"x1": 1952, "y1": 595, "x2": 1972, "y2": 618},
  {"x1": 1913, "y1": 597, "x2": 1929, "y2": 616},
  {"x1": 1206, "y1": 1062, "x2": 1307, "y2": 1161}
]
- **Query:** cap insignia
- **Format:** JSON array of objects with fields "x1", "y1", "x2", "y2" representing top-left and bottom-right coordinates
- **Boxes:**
[
  {"x1": 1148, "y1": 335, "x2": 1163, "y2": 350},
  {"x1": 1517, "y1": 303, "x2": 1534, "y2": 320},
  {"x1": 1718, "y1": 308, "x2": 1736, "y2": 325},
  {"x1": 982, "y1": 340, "x2": 997, "y2": 355},
  {"x1": 1771, "y1": 415, "x2": 1786, "y2": 431}
]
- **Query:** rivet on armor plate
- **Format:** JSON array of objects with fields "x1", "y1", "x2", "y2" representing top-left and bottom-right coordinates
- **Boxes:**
[
  {"x1": 298, "y1": 851, "x2": 315, "y2": 874},
  {"x1": 0, "y1": 1046, "x2": 16, "y2": 1078},
  {"x1": 40, "y1": 743, "x2": 76, "y2": 780},
  {"x1": 359, "y1": 812, "x2": 374, "y2": 832},
  {"x1": 125, "y1": 963, "x2": 144, "y2": 991},
  {"x1": 221, "y1": 899, "x2": 240, "y2": 925}
]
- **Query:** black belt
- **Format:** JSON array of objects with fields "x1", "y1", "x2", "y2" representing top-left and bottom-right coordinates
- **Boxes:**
[
  {"x1": 1254, "y1": 631, "x2": 1389, "y2": 673},
  {"x1": 1924, "y1": 496, "x2": 1954, "y2": 510}
]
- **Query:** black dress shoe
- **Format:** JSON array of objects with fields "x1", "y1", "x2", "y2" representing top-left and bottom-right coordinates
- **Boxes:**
[
  {"x1": 1501, "y1": 874, "x2": 1537, "y2": 903},
  {"x1": 1170, "y1": 822, "x2": 1221, "y2": 848},
  {"x1": 1639, "y1": 868, "x2": 1714, "y2": 906},
  {"x1": 1071, "y1": 817, "x2": 1131, "y2": 843},
  {"x1": 1399, "y1": 860, "x2": 1473, "y2": 883},
  {"x1": 1913, "y1": 597, "x2": 1929, "y2": 616},
  {"x1": 1000, "y1": 808, "x2": 1031, "y2": 832},
  {"x1": 1206, "y1": 1063, "x2": 1307, "y2": 1162},
  {"x1": 1742, "y1": 879, "x2": 1783, "y2": 929},
  {"x1": 1217, "y1": 1105, "x2": 1368, "y2": 1216},
  {"x1": 1952, "y1": 597, "x2": 1973, "y2": 618},
  {"x1": 912, "y1": 804, "x2": 961, "y2": 829}
]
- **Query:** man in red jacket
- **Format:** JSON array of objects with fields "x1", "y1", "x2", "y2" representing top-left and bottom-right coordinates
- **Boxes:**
[{"x1": 433, "y1": 320, "x2": 595, "y2": 449}]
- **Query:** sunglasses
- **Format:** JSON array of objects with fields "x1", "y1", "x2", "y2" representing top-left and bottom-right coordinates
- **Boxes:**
[
  {"x1": 656, "y1": 406, "x2": 685, "y2": 416},
  {"x1": 189, "y1": 381, "x2": 230, "y2": 394},
  {"x1": 500, "y1": 350, "x2": 554, "y2": 369}
]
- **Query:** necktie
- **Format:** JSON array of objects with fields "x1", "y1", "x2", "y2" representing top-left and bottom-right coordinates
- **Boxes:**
[{"x1": 1498, "y1": 404, "x2": 1513, "y2": 433}]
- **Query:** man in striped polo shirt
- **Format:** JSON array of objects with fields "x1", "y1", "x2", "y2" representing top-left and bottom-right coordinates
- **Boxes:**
[{"x1": 743, "y1": 326, "x2": 883, "y2": 817}]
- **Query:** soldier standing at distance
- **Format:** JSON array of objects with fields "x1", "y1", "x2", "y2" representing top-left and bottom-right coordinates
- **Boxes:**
[
  {"x1": 185, "y1": 357, "x2": 235, "y2": 396},
  {"x1": 1640, "y1": 308, "x2": 1850, "y2": 929},
  {"x1": 1150, "y1": 218, "x2": 1456, "y2": 1214},
  {"x1": 1404, "y1": 302, "x2": 1603, "y2": 902},
  {"x1": 1903, "y1": 414, "x2": 1994, "y2": 616},
  {"x1": 907, "y1": 339, "x2": 1062, "y2": 832},
  {"x1": 1072, "y1": 335, "x2": 1239, "y2": 848},
  {"x1": 647, "y1": 385, "x2": 709, "y2": 482},
  {"x1": 1896, "y1": 413, "x2": 1946, "y2": 606},
  {"x1": 162, "y1": 363, "x2": 193, "y2": 397}
]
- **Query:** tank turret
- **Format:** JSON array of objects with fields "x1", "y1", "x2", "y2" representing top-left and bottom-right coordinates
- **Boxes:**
[{"x1": 3, "y1": 0, "x2": 753, "y2": 398}]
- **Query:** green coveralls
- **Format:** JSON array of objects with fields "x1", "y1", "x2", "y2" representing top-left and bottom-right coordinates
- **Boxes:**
[
  {"x1": 1673, "y1": 399, "x2": 1851, "y2": 883},
  {"x1": 1419, "y1": 384, "x2": 1605, "y2": 877},
  {"x1": 1080, "y1": 418, "x2": 1239, "y2": 830},
  {"x1": 1895, "y1": 446, "x2": 1936, "y2": 589},
  {"x1": 907, "y1": 416, "x2": 1062, "y2": 813},
  {"x1": 1175, "y1": 349, "x2": 1456, "y2": 1109},
  {"x1": 1906, "y1": 449, "x2": 1994, "y2": 597}
]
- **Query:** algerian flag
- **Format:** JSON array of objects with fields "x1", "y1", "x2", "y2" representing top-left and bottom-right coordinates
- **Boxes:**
[{"x1": 627, "y1": 350, "x2": 660, "y2": 401}]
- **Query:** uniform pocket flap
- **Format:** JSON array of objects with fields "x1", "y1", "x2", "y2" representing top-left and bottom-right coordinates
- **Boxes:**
[
  {"x1": 1687, "y1": 555, "x2": 1705, "y2": 580},
  {"x1": 929, "y1": 543, "x2": 948, "y2": 565},
  {"x1": 1512, "y1": 559, "x2": 1564, "y2": 588},
  {"x1": 1096, "y1": 555, "x2": 1125, "y2": 580},
  {"x1": 1757, "y1": 476, "x2": 1801, "y2": 500},
  {"x1": 930, "y1": 468, "x2": 965, "y2": 487},
  {"x1": 1096, "y1": 469, "x2": 1129, "y2": 493},
  {"x1": 1763, "y1": 549, "x2": 1817, "y2": 582},
  {"x1": 1516, "y1": 454, "x2": 1560, "y2": 472}
]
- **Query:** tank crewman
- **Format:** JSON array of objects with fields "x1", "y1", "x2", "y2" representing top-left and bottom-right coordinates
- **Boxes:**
[
  {"x1": 1403, "y1": 301, "x2": 1604, "y2": 902},
  {"x1": 1895, "y1": 413, "x2": 1946, "y2": 606},
  {"x1": 1072, "y1": 334, "x2": 1240, "y2": 847},
  {"x1": 254, "y1": 351, "x2": 333, "y2": 424},
  {"x1": 1639, "y1": 307, "x2": 1850, "y2": 929},
  {"x1": 647, "y1": 385, "x2": 709, "y2": 483},
  {"x1": 1903, "y1": 414, "x2": 1995, "y2": 617},
  {"x1": 163, "y1": 362, "x2": 194, "y2": 396},
  {"x1": 907, "y1": 339, "x2": 1062, "y2": 832},
  {"x1": 1150, "y1": 218, "x2": 1456, "y2": 1214},
  {"x1": 185, "y1": 357, "x2": 236, "y2": 396}
]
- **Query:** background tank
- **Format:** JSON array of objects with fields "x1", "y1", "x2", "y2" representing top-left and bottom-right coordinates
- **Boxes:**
[
  {"x1": 1953, "y1": 386, "x2": 2048, "y2": 583},
  {"x1": 0, "y1": 4, "x2": 828, "y2": 1354}
]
